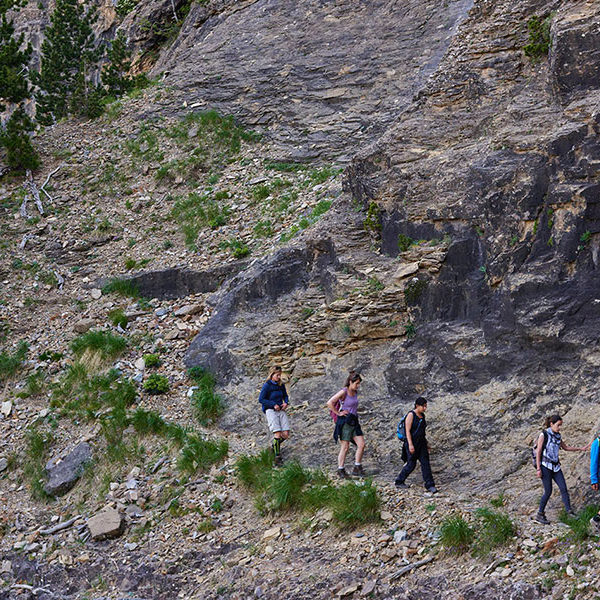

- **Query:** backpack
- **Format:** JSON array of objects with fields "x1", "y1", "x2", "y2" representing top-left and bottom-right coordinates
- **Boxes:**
[
  {"x1": 329, "y1": 389, "x2": 347, "y2": 423},
  {"x1": 531, "y1": 430, "x2": 549, "y2": 469},
  {"x1": 397, "y1": 410, "x2": 422, "y2": 441}
]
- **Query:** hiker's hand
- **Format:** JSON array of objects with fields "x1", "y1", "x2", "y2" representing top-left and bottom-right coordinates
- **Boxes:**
[
  {"x1": 339, "y1": 410, "x2": 348, "y2": 416},
  {"x1": 592, "y1": 483, "x2": 599, "y2": 491},
  {"x1": 408, "y1": 444, "x2": 415, "y2": 455},
  {"x1": 274, "y1": 404, "x2": 281, "y2": 411},
  {"x1": 281, "y1": 403, "x2": 288, "y2": 411},
  {"x1": 536, "y1": 468, "x2": 542, "y2": 479}
]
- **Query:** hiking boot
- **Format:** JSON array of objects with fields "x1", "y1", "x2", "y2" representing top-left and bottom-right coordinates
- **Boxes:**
[
  {"x1": 351, "y1": 465, "x2": 365, "y2": 477},
  {"x1": 395, "y1": 482, "x2": 409, "y2": 489},
  {"x1": 426, "y1": 486, "x2": 438, "y2": 494},
  {"x1": 337, "y1": 468, "x2": 349, "y2": 479},
  {"x1": 273, "y1": 454, "x2": 283, "y2": 466},
  {"x1": 535, "y1": 512, "x2": 550, "y2": 525},
  {"x1": 590, "y1": 515, "x2": 600, "y2": 532}
]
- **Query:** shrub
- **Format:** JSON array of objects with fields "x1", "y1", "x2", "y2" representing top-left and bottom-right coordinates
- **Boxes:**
[
  {"x1": 143, "y1": 353, "x2": 160, "y2": 368},
  {"x1": 0, "y1": 340, "x2": 28, "y2": 382},
  {"x1": 219, "y1": 238, "x2": 250, "y2": 259},
  {"x1": 472, "y1": 508, "x2": 515, "y2": 556},
  {"x1": 404, "y1": 278, "x2": 428, "y2": 304},
  {"x1": 265, "y1": 461, "x2": 310, "y2": 511},
  {"x1": 440, "y1": 514, "x2": 474, "y2": 554},
  {"x1": 143, "y1": 374, "x2": 169, "y2": 395},
  {"x1": 366, "y1": 276, "x2": 384, "y2": 295},
  {"x1": 131, "y1": 408, "x2": 168, "y2": 436},
  {"x1": 364, "y1": 201, "x2": 381, "y2": 233},
  {"x1": 71, "y1": 330, "x2": 127, "y2": 361},
  {"x1": 253, "y1": 219, "x2": 273, "y2": 238},
  {"x1": 524, "y1": 14, "x2": 553, "y2": 60},
  {"x1": 102, "y1": 278, "x2": 140, "y2": 298},
  {"x1": 109, "y1": 309, "x2": 128, "y2": 329},
  {"x1": 178, "y1": 434, "x2": 229, "y2": 474},
  {"x1": 189, "y1": 367, "x2": 224, "y2": 425},
  {"x1": 397, "y1": 233, "x2": 413, "y2": 252}
]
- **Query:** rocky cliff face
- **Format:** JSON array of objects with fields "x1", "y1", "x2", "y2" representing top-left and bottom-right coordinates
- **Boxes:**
[{"x1": 3, "y1": 1, "x2": 600, "y2": 598}]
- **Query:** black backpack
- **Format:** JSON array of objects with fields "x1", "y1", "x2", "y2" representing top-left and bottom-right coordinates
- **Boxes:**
[{"x1": 531, "y1": 430, "x2": 549, "y2": 469}]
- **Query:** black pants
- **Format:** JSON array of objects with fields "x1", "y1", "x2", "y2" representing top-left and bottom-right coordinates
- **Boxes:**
[
  {"x1": 539, "y1": 465, "x2": 571, "y2": 514},
  {"x1": 395, "y1": 443, "x2": 435, "y2": 488}
]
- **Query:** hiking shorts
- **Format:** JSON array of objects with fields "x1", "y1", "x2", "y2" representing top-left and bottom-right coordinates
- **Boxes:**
[
  {"x1": 265, "y1": 408, "x2": 290, "y2": 433},
  {"x1": 340, "y1": 417, "x2": 363, "y2": 442}
]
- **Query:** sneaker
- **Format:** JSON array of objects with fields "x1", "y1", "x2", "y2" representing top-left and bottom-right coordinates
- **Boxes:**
[
  {"x1": 535, "y1": 513, "x2": 550, "y2": 525},
  {"x1": 337, "y1": 468, "x2": 349, "y2": 479},
  {"x1": 590, "y1": 515, "x2": 600, "y2": 532},
  {"x1": 426, "y1": 486, "x2": 438, "y2": 494},
  {"x1": 351, "y1": 465, "x2": 365, "y2": 477},
  {"x1": 395, "y1": 482, "x2": 409, "y2": 489},
  {"x1": 273, "y1": 454, "x2": 283, "y2": 466}
]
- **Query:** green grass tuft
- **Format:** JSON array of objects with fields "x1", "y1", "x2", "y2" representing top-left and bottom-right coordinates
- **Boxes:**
[
  {"x1": 188, "y1": 367, "x2": 225, "y2": 425},
  {"x1": 143, "y1": 353, "x2": 161, "y2": 368},
  {"x1": 102, "y1": 278, "x2": 140, "y2": 298},
  {"x1": 0, "y1": 340, "x2": 28, "y2": 382},
  {"x1": 560, "y1": 505, "x2": 600, "y2": 542},
  {"x1": 178, "y1": 434, "x2": 229, "y2": 474},
  {"x1": 472, "y1": 507, "x2": 515, "y2": 556},
  {"x1": 143, "y1": 374, "x2": 169, "y2": 395},
  {"x1": 330, "y1": 479, "x2": 380, "y2": 525},
  {"x1": 71, "y1": 330, "x2": 127, "y2": 361},
  {"x1": 440, "y1": 514, "x2": 474, "y2": 554}
]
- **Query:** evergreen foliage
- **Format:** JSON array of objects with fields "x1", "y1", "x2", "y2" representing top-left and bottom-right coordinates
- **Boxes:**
[
  {"x1": 33, "y1": 0, "x2": 101, "y2": 124},
  {"x1": 0, "y1": 107, "x2": 39, "y2": 170},
  {"x1": 0, "y1": 0, "x2": 32, "y2": 109},
  {"x1": 0, "y1": 0, "x2": 39, "y2": 172},
  {"x1": 102, "y1": 32, "x2": 146, "y2": 98}
]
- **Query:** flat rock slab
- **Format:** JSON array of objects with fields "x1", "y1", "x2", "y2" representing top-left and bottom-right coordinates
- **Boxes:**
[
  {"x1": 44, "y1": 442, "x2": 92, "y2": 497},
  {"x1": 87, "y1": 507, "x2": 125, "y2": 540}
]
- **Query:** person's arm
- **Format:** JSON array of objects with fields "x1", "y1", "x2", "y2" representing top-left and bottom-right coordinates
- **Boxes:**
[
  {"x1": 327, "y1": 389, "x2": 348, "y2": 417},
  {"x1": 258, "y1": 383, "x2": 277, "y2": 411},
  {"x1": 281, "y1": 384, "x2": 289, "y2": 410},
  {"x1": 591, "y1": 439, "x2": 599, "y2": 490},
  {"x1": 561, "y1": 440, "x2": 588, "y2": 451},
  {"x1": 405, "y1": 412, "x2": 415, "y2": 455},
  {"x1": 536, "y1": 432, "x2": 544, "y2": 479}
]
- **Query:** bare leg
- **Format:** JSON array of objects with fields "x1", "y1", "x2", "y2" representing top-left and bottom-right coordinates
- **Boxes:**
[
  {"x1": 338, "y1": 441, "x2": 350, "y2": 468},
  {"x1": 354, "y1": 435, "x2": 365, "y2": 464}
]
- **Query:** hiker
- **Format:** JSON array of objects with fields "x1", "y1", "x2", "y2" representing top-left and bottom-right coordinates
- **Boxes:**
[
  {"x1": 395, "y1": 397, "x2": 438, "y2": 493},
  {"x1": 258, "y1": 365, "x2": 290, "y2": 463},
  {"x1": 534, "y1": 414, "x2": 589, "y2": 524},
  {"x1": 327, "y1": 371, "x2": 365, "y2": 479},
  {"x1": 589, "y1": 431, "x2": 600, "y2": 531}
]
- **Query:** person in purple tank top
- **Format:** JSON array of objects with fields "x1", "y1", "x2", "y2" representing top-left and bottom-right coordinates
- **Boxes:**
[{"x1": 326, "y1": 371, "x2": 365, "y2": 479}]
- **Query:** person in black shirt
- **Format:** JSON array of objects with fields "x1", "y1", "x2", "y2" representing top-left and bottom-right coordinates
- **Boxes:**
[{"x1": 395, "y1": 397, "x2": 437, "y2": 493}]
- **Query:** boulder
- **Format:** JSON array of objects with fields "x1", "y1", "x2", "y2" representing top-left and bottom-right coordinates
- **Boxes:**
[
  {"x1": 73, "y1": 318, "x2": 95, "y2": 333},
  {"x1": 44, "y1": 442, "x2": 92, "y2": 497},
  {"x1": 87, "y1": 507, "x2": 125, "y2": 540}
]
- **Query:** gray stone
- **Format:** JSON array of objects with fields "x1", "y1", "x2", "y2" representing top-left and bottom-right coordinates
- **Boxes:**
[
  {"x1": 87, "y1": 507, "x2": 125, "y2": 540},
  {"x1": 44, "y1": 442, "x2": 92, "y2": 497},
  {"x1": 174, "y1": 304, "x2": 202, "y2": 317},
  {"x1": 0, "y1": 458, "x2": 7, "y2": 472},
  {"x1": 73, "y1": 318, "x2": 95, "y2": 333}
]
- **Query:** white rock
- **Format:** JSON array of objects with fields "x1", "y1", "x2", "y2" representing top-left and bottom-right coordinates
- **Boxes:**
[
  {"x1": 566, "y1": 565, "x2": 575, "y2": 577},
  {"x1": 1, "y1": 401, "x2": 12, "y2": 417},
  {"x1": 90, "y1": 289, "x2": 102, "y2": 300},
  {"x1": 263, "y1": 526, "x2": 281, "y2": 541},
  {"x1": 393, "y1": 530, "x2": 407, "y2": 543}
]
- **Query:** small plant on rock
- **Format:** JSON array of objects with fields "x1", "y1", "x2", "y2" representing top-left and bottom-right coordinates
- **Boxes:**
[
  {"x1": 71, "y1": 330, "x2": 127, "y2": 361},
  {"x1": 0, "y1": 341, "x2": 28, "y2": 383},
  {"x1": 109, "y1": 309, "x2": 128, "y2": 329},
  {"x1": 524, "y1": 14, "x2": 553, "y2": 61},
  {"x1": 363, "y1": 201, "x2": 381, "y2": 234},
  {"x1": 188, "y1": 367, "x2": 225, "y2": 425},
  {"x1": 397, "y1": 233, "x2": 413, "y2": 252},
  {"x1": 143, "y1": 373, "x2": 169, "y2": 395},
  {"x1": 143, "y1": 353, "x2": 160, "y2": 368},
  {"x1": 472, "y1": 507, "x2": 515, "y2": 556}
]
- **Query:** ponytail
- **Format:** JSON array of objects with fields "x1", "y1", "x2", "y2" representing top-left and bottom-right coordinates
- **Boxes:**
[{"x1": 544, "y1": 414, "x2": 562, "y2": 428}]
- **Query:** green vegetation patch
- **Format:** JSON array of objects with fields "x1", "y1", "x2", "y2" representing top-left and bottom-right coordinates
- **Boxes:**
[
  {"x1": 102, "y1": 278, "x2": 140, "y2": 298},
  {"x1": 71, "y1": 330, "x2": 127, "y2": 361},
  {"x1": 188, "y1": 367, "x2": 225, "y2": 426},
  {"x1": 0, "y1": 340, "x2": 28, "y2": 383},
  {"x1": 171, "y1": 191, "x2": 230, "y2": 249},
  {"x1": 440, "y1": 514, "x2": 474, "y2": 555},
  {"x1": 524, "y1": 14, "x2": 553, "y2": 60},
  {"x1": 560, "y1": 504, "x2": 600, "y2": 542},
  {"x1": 236, "y1": 452, "x2": 380, "y2": 526},
  {"x1": 143, "y1": 373, "x2": 169, "y2": 395},
  {"x1": 472, "y1": 507, "x2": 516, "y2": 556}
]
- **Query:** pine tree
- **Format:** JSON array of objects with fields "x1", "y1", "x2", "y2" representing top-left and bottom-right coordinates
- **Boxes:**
[
  {"x1": 102, "y1": 32, "x2": 133, "y2": 98},
  {"x1": 0, "y1": 107, "x2": 39, "y2": 170},
  {"x1": 0, "y1": 0, "x2": 39, "y2": 173},
  {"x1": 0, "y1": 0, "x2": 32, "y2": 110},
  {"x1": 33, "y1": 0, "x2": 101, "y2": 125}
]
